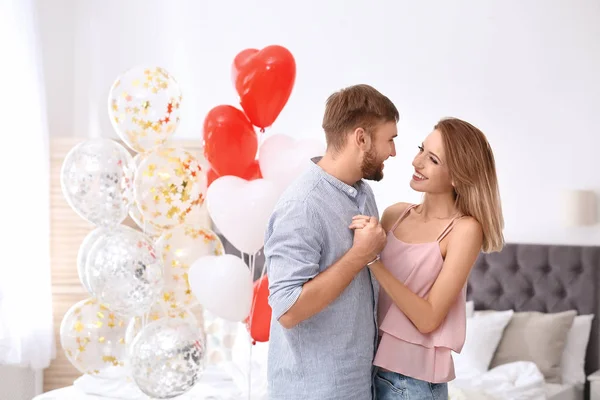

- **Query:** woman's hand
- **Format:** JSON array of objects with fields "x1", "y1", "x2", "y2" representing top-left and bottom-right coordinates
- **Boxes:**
[{"x1": 349, "y1": 214, "x2": 372, "y2": 230}]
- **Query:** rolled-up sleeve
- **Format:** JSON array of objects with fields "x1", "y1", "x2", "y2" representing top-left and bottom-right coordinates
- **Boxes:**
[{"x1": 264, "y1": 200, "x2": 322, "y2": 321}]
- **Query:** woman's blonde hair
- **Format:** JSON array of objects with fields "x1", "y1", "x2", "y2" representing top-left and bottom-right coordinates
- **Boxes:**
[{"x1": 435, "y1": 117, "x2": 504, "y2": 253}]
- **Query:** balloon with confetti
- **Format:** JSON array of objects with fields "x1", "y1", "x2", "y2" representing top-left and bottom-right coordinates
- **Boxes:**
[
  {"x1": 59, "y1": 297, "x2": 129, "y2": 379},
  {"x1": 108, "y1": 66, "x2": 182, "y2": 153},
  {"x1": 129, "y1": 318, "x2": 206, "y2": 399},
  {"x1": 60, "y1": 138, "x2": 135, "y2": 227},
  {"x1": 124, "y1": 303, "x2": 201, "y2": 348},
  {"x1": 129, "y1": 202, "x2": 164, "y2": 237},
  {"x1": 128, "y1": 154, "x2": 164, "y2": 237},
  {"x1": 86, "y1": 225, "x2": 164, "y2": 318},
  {"x1": 155, "y1": 224, "x2": 224, "y2": 311},
  {"x1": 133, "y1": 147, "x2": 207, "y2": 230},
  {"x1": 76, "y1": 227, "x2": 111, "y2": 294}
]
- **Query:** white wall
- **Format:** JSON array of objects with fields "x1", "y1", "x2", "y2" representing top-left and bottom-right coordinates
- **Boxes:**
[{"x1": 38, "y1": 0, "x2": 600, "y2": 245}]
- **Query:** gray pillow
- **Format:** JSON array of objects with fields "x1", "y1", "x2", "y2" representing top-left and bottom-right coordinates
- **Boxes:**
[{"x1": 489, "y1": 310, "x2": 577, "y2": 383}]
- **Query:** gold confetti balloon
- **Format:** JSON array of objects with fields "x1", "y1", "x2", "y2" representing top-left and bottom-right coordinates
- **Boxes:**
[
  {"x1": 129, "y1": 319, "x2": 206, "y2": 399},
  {"x1": 155, "y1": 225, "x2": 224, "y2": 311},
  {"x1": 60, "y1": 138, "x2": 135, "y2": 227},
  {"x1": 59, "y1": 297, "x2": 129, "y2": 379},
  {"x1": 108, "y1": 66, "x2": 182, "y2": 153},
  {"x1": 129, "y1": 154, "x2": 164, "y2": 237},
  {"x1": 124, "y1": 303, "x2": 201, "y2": 348},
  {"x1": 86, "y1": 225, "x2": 164, "y2": 318},
  {"x1": 133, "y1": 147, "x2": 207, "y2": 230}
]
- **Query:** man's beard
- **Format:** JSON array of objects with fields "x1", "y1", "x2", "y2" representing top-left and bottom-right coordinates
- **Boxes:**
[{"x1": 361, "y1": 147, "x2": 384, "y2": 181}]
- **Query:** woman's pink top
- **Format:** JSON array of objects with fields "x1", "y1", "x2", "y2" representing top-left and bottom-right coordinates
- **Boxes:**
[{"x1": 373, "y1": 204, "x2": 467, "y2": 383}]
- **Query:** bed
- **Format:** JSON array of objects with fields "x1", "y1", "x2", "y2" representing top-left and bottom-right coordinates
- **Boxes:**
[
  {"x1": 34, "y1": 242, "x2": 600, "y2": 400},
  {"x1": 450, "y1": 242, "x2": 600, "y2": 400}
]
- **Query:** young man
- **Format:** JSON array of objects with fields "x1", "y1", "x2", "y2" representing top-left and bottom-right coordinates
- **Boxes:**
[{"x1": 264, "y1": 84, "x2": 400, "y2": 400}]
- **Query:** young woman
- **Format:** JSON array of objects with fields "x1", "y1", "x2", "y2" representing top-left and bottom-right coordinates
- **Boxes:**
[{"x1": 350, "y1": 117, "x2": 504, "y2": 400}]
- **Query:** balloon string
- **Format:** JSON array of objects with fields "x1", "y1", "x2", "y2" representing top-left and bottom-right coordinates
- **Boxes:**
[
  {"x1": 248, "y1": 252, "x2": 257, "y2": 400},
  {"x1": 248, "y1": 336, "x2": 252, "y2": 400}
]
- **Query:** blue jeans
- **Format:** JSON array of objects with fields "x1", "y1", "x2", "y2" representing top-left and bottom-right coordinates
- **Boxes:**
[{"x1": 374, "y1": 369, "x2": 448, "y2": 400}]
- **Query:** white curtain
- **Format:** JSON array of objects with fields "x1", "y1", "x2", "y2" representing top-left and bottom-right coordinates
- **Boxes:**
[{"x1": 0, "y1": 0, "x2": 56, "y2": 369}]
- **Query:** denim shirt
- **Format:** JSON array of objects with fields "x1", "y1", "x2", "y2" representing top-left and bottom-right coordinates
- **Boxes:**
[{"x1": 264, "y1": 157, "x2": 380, "y2": 400}]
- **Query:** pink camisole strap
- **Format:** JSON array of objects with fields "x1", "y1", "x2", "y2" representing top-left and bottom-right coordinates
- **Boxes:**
[
  {"x1": 388, "y1": 203, "x2": 418, "y2": 232},
  {"x1": 436, "y1": 215, "x2": 464, "y2": 242}
]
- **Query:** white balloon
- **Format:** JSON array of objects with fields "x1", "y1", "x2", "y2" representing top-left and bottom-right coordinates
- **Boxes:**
[
  {"x1": 206, "y1": 176, "x2": 279, "y2": 255},
  {"x1": 258, "y1": 134, "x2": 325, "y2": 193},
  {"x1": 188, "y1": 254, "x2": 253, "y2": 322}
]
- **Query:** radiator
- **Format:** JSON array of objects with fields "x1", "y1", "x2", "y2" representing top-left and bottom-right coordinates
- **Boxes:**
[{"x1": 0, "y1": 365, "x2": 43, "y2": 400}]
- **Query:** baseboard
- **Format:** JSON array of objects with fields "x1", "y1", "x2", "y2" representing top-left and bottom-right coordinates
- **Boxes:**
[{"x1": 0, "y1": 365, "x2": 43, "y2": 400}]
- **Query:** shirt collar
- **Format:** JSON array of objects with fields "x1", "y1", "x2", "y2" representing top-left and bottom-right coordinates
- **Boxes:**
[{"x1": 309, "y1": 156, "x2": 364, "y2": 198}]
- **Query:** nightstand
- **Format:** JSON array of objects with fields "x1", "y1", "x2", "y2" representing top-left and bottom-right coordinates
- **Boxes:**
[{"x1": 589, "y1": 370, "x2": 600, "y2": 400}]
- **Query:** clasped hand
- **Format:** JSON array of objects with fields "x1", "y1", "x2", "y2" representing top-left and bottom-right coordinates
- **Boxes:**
[{"x1": 348, "y1": 215, "x2": 386, "y2": 262}]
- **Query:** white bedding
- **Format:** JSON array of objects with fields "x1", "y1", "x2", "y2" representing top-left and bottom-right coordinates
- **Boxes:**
[
  {"x1": 449, "y1": 361, "x2": 547, "y2": 400},
  {"x1": 34, "y1": 365, "x2": 268, "y2": 400},
  {"x1": 545, "y1": 382, "x2": 584, "y2": 400},
  {"x1": 35, "y1": 365, "x2": 583, "y2": 400}
]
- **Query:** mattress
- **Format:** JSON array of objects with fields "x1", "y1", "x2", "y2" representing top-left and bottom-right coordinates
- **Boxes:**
[{"x1": 545, "y1": 382, "x2": 584, "y2": 400}]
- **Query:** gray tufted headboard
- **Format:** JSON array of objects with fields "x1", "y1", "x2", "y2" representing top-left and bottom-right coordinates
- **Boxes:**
[{"x1": 467, "y1": 242, "x2": 600, "y2": 375}]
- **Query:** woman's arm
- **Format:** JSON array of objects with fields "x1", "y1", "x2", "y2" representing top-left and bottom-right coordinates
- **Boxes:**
[{"x1": 367, "y1": 217, "x2": 483, "y2": 334}]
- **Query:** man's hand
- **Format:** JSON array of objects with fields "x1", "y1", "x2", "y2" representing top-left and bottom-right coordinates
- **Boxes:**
[{"x1": 349, "y1": 215, "x2": 386, "y2": 261}]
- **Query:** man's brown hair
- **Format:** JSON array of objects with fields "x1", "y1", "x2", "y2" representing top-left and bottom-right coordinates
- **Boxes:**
[{"x1": 322, "y1": 84, "x2": 399, "y2": 152}]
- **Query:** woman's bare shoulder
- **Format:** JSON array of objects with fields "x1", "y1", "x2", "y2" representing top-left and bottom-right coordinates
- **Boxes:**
[
  {"x1": 449, "y1": 216, "x2": 483, "y2": 245},
  {"x1": 381, "y1": 202, "x2": 413, "y2": 231}
]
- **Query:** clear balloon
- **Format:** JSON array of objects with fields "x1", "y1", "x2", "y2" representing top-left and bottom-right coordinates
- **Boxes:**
[
  {"x1": 129, "y1": 318, "x2": 206, "y2": 399},
  {"x1": 134, "y1": 147, "x2": 207, "y2": 230},
  {"x1": 60, "y1": 297, "x2": 129, "y2": 379},
  {"x1": 125, "y1": 303, "x2": 200, "y2": 348},
  {"x1": 86, "y1": 225, "x2": 164, "y2": 318},
  {"x1": 155, "y1": 224, "x2": 224, "y2": 311},
  {"x1": 77, "y1": 228, "x2": 110, "y2": 294},
  {"x1": 203, "y1": 309, "x2": 238, "y2": 366},
  {"x1": 129, "y1": 154, "x2": 164, "y2": 237},
  {"x1": 108, "y1": 66, "x2": 182, "y2": 153},
  {"x1": 60, "y1": 138, "x2": 135, "y2": 227}
]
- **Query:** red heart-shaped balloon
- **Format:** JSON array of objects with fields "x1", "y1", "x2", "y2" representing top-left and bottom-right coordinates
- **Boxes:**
[
  {"x1": 246, "y1": 275, "x2": 271, "y2": 343},
  {"x1": 203, "y1": 105, "x2": 258, "y2": 177},
  {"x1": 232, "y1": 48, "x2": 259, "y2": 92},
  {"x1": 234, "y1": 45, "x2": 296, "y2": 130},
  {"x1": 206, "y1": 160, "x2": 262, "y2": 189}
]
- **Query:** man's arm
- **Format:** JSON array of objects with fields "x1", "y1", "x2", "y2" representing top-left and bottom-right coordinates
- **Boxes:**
[
  {"x1": 278, "y1": 246, "x2": 374, "y2": 329},
  {"x1": 266, "y1": 202, "x2": 384, "y2": 329}
]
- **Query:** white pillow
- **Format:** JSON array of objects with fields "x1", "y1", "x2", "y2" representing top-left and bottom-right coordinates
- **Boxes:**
[
  {"x1": 465, "y1": 301, "x2": 474, "y2": 318},
  {"x1": 560, "y1": 314, "x2": 594, "y2": 385},
  {"x1": 453, "y1": 309, "x2": 514, "y2": 379}
]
